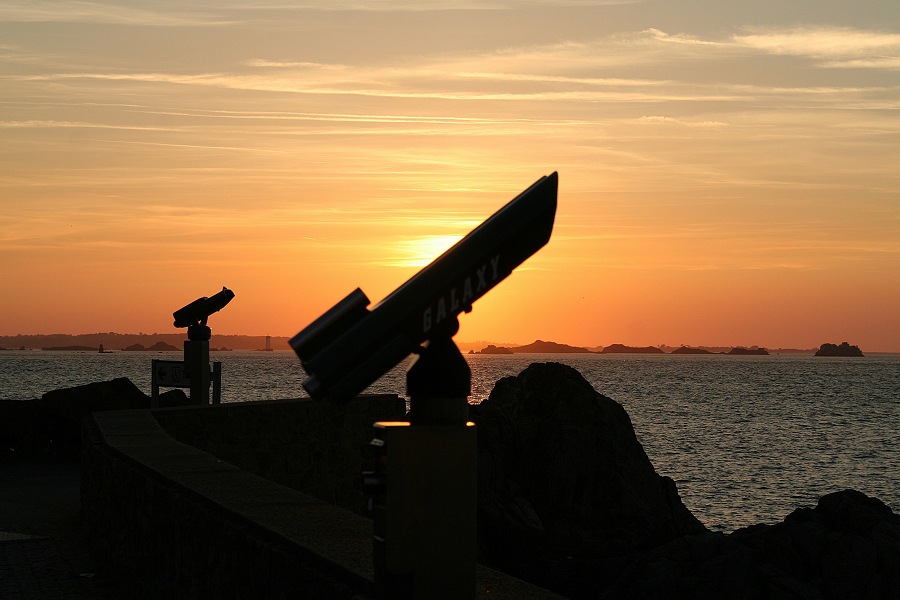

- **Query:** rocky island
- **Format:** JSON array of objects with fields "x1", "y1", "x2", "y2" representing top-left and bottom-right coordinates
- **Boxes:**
[
  {"x1": 815, "y1": 342, "x2": 864, "y2": 357},
  {"x1": 601, "y1": 343, "x2": 665, "y2": 354},
  {"x1": 670, "y1": 346, "x2": 715, "y2": 355},
  {"x1": 475, "y1": 339, "x2": 594, "y2": 354},
  {"x1": 727, "y1": 347, "x2": 770, "y2": 355},
  {"x1": 123, "y1": 341, "x2": 180, "y2": 351},
  {"x1": 473, "y1": 344, "x2": 515, "y2": 354}
]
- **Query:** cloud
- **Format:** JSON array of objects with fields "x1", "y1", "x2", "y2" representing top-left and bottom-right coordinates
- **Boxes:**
[
  {"x1": 0, "y1": 1, "x2": 232, "y2": 26},
  {"x1": 637, "y1": 115, "x2": 728, "y2": 128},
  {"x1": 230, "y1": 0, "x2": 643, "y2": 11},
  {"x1": 0, "y1": 0, "x2": 645, "y2": 25},
  {"x1": 640, "y1": 27, "x2": 727, "y2": 47},
  {"x1": 733, "y1": 26, "x2": 900, "y2": 69}
]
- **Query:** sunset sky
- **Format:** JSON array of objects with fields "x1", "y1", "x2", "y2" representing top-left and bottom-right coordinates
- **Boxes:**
[{"x1": 2, "y1": 0, "x2": 898, "y2": 351}]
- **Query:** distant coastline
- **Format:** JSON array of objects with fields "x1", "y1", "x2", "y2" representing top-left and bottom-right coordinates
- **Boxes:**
[
  {"x1": 0, "y1": 334, "x2": 874, "y2": 356},
  {"x1": 469, "y1": 340, "x2": 848, "y2": 356},
  {"x1": 0, "y1": 333, "x2": 291, "y2": 352}
]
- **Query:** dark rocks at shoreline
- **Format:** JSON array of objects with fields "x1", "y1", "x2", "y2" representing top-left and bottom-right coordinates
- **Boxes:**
[
  {"x1": 815, "y1": 342, "x2": 864, "y2": 357},
  {"x1": 0, "y1": 378, "x2": 191, "y2": 461},
  {"x1": 601, "y1": 343, "x2": 665, "y2": 354},
  {"x1": 603, "y1": 489, "x2": 900, "y2": 600},
  {"x1": 6, "y1": 366, "x2": 898, "y2": 598},
  {"x1": 471, "y1": 362, "x2": 705, "y2": 596},
  {"x1": 470, "y1": 362, "x2": 900, "y2": 599}
]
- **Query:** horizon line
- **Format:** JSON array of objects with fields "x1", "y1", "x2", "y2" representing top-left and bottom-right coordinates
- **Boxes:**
[{"x1": 1, "y1": 332, "x2": 894, "y2": 353}]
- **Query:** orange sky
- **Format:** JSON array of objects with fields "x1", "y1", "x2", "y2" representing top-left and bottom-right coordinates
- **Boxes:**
[{"x1": 1, "y1": 1, "x2": 899, "y2": 351}]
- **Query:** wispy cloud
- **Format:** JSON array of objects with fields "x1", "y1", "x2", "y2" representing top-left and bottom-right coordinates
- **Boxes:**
[
  {"x1": 0, "y1": 1, "x2": 232, "y2": 26},
  {"x1": 637, "y1": 115, "x2": 728, "y2": 128},
  {"x1": 733, "y1": 26, "x2": 900, "y2": 69},
  {"x1": 228, "y1": 0, "x2": 643, "y2": 11}
]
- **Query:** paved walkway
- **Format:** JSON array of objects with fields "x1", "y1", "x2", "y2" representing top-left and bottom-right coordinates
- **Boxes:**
[{"x1": 0, "y1": 463, "x2": 120, "y2": 599}]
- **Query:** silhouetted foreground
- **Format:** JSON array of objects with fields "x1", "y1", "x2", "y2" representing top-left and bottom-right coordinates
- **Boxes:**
[
  {"x1": 470, "y1": 363, "x2": 899, "y2": 599},
  {"x1": 3, "y1": 368, "x2": 898, "y2": 599},
  {"x1": 0, "y1": 378, "x2": 190, "y2": 462}
]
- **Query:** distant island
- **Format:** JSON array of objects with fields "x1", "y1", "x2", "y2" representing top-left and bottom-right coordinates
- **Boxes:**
[
  {"x1": 1, "y1": 334, "x2": 873, "y2": 356},
  {"x1": 670, "y1": 346, "x2": 714, "y2": 355},
  {"x1": 474, "y1": 340, "x2": 594, "y2": 354},
  {"x1": 815, "y1": 342, "x2": 864, "y2": 357},
  {"x1": 473, "y1": 344, "x2": 515, "y2": 355},
  {"x1": 601, "y1": 344, "x2": 665, "y2": 354},
  {"x1": 474, "y1": 342, "x2": 786, "y2": 355},
  {"x1": 1, "y1": 333, "x2": 291, "y2": 352},
  {"x1": 727, "y1": 347, "x2": 769, "y2": 356},
  {"x1": 123, "y1": 342, "x2": 180, "y2": 352}
]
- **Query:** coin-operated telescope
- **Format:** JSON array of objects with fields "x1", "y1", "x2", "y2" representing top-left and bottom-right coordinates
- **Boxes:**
[
  {"x1": 172, "y1": 286, "x2": 234, "y2": 404},
  {"x1": 173, "y1": 286, "x2": 235, "y2": 338},
  {"x1": 290, "y1": 173, "x2": 557, "y2": 599}
]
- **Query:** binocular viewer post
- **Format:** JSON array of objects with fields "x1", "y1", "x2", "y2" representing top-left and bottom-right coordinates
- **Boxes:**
[
  {"x1": 291, "y1": 173, "x2": 558, "y2": 598},
  {"x1": 173, "y1": 287, "x2": 234, "y2": 404}
]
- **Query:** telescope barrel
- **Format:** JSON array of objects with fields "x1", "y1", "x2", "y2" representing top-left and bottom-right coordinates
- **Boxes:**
[
  {"x1": 292, "y1": 172, "x2": 558, "y2": 403},
  {"x1": 173, "y1": 286, "x2": 235, "y2": 328}
]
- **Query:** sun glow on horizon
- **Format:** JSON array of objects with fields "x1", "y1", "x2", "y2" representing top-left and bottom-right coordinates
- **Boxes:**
[{"x1": 387, "y1": 234, "x2": 465, "y2": 269}]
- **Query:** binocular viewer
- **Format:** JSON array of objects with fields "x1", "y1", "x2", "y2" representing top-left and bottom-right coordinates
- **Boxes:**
[
  {"x1": 173, "y1": 286, "x2": 235, "y2": 329},
  {"x1": 291, "y1": 172, "x2": 558, "y2": 403}
]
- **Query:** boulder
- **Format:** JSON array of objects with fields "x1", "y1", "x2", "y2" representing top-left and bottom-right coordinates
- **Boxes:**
[
  {"x1": 471, "y1": 362, "x2": 705, "y2": 595},
  {"x1": 2, "y1": 378, "x2": 163, "y2": 461},
  {"x1": 603, "y1": 489, "x2": 900, "y2": 599}
]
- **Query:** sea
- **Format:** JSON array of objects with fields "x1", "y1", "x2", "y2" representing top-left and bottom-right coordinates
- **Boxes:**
[{"x1": 2, "y1": 349, "x2": 898, "y2": 533}]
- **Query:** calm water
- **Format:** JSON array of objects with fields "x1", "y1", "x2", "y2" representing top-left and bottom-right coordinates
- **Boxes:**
[{"x1": 2, "y1": 349, "x2": 898, "y2": 532}]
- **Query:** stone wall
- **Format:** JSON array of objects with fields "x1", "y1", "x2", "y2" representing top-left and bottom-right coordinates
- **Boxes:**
[
  {"x1": 82, "y1": 398, "x2": 564, "y2": 600},
  {"x1": 81, "y1": 408, "x2": 378, "y2": 600},
  {"x1": 152, "y1": 395, "x2": 406, "y2": 515}
]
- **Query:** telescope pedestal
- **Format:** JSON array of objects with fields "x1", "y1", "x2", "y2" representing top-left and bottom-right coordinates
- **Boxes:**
[
  {"x1": 369, "y1": 336, "x2": 476, "y2": 600},
  {"x1": 185, "y1": 324, "x2": 211, "y2": 404}
]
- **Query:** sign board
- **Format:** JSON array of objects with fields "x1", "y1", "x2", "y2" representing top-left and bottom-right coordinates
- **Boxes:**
[{"x1": 152, "y1": 359, "x2": 191, "y2": 388}]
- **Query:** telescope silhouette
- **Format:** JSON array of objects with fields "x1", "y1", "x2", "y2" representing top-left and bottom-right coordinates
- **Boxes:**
[
  {"x1": 173, "y1": 287, "x2": 235, "y2": 328},
  {"x1": 290, "y1": 172, "x2": 558, "y2": 403}
]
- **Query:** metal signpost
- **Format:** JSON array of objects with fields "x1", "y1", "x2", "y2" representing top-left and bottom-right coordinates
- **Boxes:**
[{"x1": 151, "y1": 359, "x2": 221, "y2": 408}]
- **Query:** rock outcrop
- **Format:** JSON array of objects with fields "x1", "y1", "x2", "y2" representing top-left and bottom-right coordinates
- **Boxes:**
[
  {"x1": 0, "y1": 378, "x2": 191, "y2": 461},
  {"x1": 471, "y1": 362, "x2": 900, "y2": 599},
  {"x1": 471, "y1": 362, "x2": 705, "y2": 596},
  {"x1": 603, "y1": 489, "x2": 900, "y2": 599}
]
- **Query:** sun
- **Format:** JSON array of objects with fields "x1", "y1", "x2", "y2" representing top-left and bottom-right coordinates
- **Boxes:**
[{"x1": 393, "y1": 235, "x2": 464, "y2": 269}]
